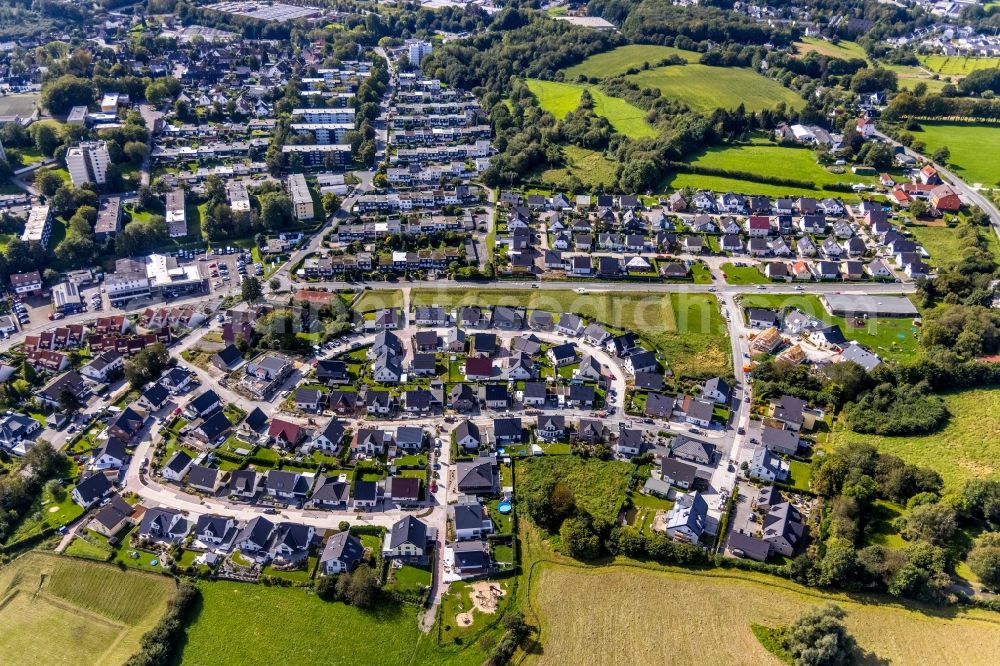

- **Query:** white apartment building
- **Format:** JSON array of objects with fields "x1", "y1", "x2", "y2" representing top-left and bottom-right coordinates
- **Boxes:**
[
  {"x1": 226, "y1": 180, "x2": 251, "y2": 214},
  {"x1": 165, "y1": 189, "x2": 187, "y2": 237},
  {"x1": 287, "y1": 174, "x2": 314, "y2": 221},
  {"x1": 66, "y1": 141, "x2": 111, "y2": 186},
  {"x1": 21, "y1": 205, "x2": 52, "y2": 246},
  {"x1": 407, "y1": 40, "x2": 433, "y2": 65}
]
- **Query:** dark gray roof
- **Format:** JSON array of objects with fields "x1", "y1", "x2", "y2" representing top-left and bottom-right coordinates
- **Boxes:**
[
  {"x1": 388, "y1": 515, "x2": 428, "y2": 549},
  {"x1": 235, "y1": 516, "x2": 274, "y2": 549},
  {"x1": 187, "y1": 464, "x2": 221, "y2": 489},
  {"x1": 165, "y1": 450, "x2": 193, "y2": 474},
  {"x1": 321, "y1": 531, "x2": 364, "y2": 569},
  {"x1": 74, "y1": 472, "x2": 113, "y2": 505}
]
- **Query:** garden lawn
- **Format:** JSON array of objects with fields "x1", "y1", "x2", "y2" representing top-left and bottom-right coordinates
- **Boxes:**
[
  {"x1": 738, "y1": 293, "x2": 920, "y2": 360},
  {"x1": 516, "y1": 456, "x2": 632, "y2": 525},
  {"x1": 834, "y1": 387, "x2": 1000, "y2": 492},
  {"x1": 181, "y1": 581, "x2": 484, "y2": 666},
  {"x1": 908, "y1": 121, "x2": 1000, "y2": 187},
  {"x1": 919, "y1": 55, "x2": 1000, "y2": 76},
  {"x1": 530, "y1": 563, "x2": 1000, "y2": 666},
  {"x1": 538, "y1": 145, "x2": 618, "y2": 190},
  {"x1": 524, "y1": 79, "x2": 656, "y2": 139},
  {"x1": 626, "y1": 65, "x2": 803, "y2": 113},
  {"x1": 909, "y1": 224, "x2": 999, "y2": 267},
  {"x1": 563, "y1": 44, "x2": 701, "y2": 79},
  {"x1": 352, "y1": 289, "x2": 402, "y2": 313},
  {"x1": 722, "y1": 263, "x2": 769, "y2": 284}
]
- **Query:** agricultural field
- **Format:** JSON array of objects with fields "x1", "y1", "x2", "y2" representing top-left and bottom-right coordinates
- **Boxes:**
[
  {"x1": 793, "y1": 37, "x2": 868, "y2": 62},
  {"x1": 739, "y1": 293, "x2": 920, "y2": 360},
  {"x1": 517, "y1": 456, "x2": 632, "y2": 524},
  {"x1": 524, "y1": 79, "x2": 656, "y2": 139},
  {"x1": 908, "y1": 224, "x2": 1000, "y2": 267},
  {"x1": 0, "y1": 93, "x2": 39, "y2": 119},
  {"x1": 670, "y1": 138, "x2": 873, "y2": 197},
  {"x1": 537, "y1": 145, "x2": 618, "y2": 190},
  {"x1": 627, "y1": 64, "x2": 803, "y2": 113},
  {"x1": 0, "y1": 552, "x2": 176, "y2": 666},
  {"x1": 563, "y1": 44, "x2": 701, "y2": 80},
  {"x1": 529, "y1": 563, "x2": 1000, "y2": 666},
  {"x1": 181, "y1": 581, "x2": 484, "y2": 666},
  {"x1": 410, "y1": 288, "x2": 729, "y2": 376},
  {"x1": 834, "y1": 387, "x2": 1000, "y2": 492},
  {"x1": 919, "y1": 55, "x2": 1000, "y2": 76},
  {"x1": 909, "y1": 121, "x2": 1000, "y2": 187}
]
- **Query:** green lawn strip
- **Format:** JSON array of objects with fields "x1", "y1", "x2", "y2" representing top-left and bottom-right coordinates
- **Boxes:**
[
  {"x1": 751, "y1": 624, "x2": 794, "y2": 664},
  {"x1": 908, "y1": 224, "x2": 999, "y2": 267}
]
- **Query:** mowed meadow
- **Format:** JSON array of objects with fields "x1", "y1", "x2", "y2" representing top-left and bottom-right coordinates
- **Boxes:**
[
  {"x1": 524, "y1": 79, "x2": 656, "y2": 139},
  {"x1": 0, "y1": 552, "x2": 176, "y2": 666},
  {"x1": 530, "y1": 564, "x2": 1000, "y2": 666},
  {"x1": 909, "y1": 121, "x2": 1000, "y2": 187}
]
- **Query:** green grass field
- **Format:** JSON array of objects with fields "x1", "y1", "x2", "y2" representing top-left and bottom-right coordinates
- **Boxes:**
[
  {"x1": 517, "y1": 456, "x2": 632, "y2": 524},
  {"x1": 794, "y1": 37, "x2": 868, "y2": 62},
  {"x1": 0, "y1": 552, "x2": 176, "y2": 666},
  {"x1": 538, "y1": 145, "x2": 618, "y2": 190},
  {"x1": 665, "y1": 172, "x2": 838, "y2": 200},
  {"x1": 909, "y1": 121, "x2": 1000, "y2": 187},
  {"x1": 181, "y1": 581, "x2": 484, "y2": 666},
  {"x1": 626, "y1": 65, "x2": 803, "y2": 113},
  {"x1": 908, "y1": 224, "x2": 1000, "y2": 267},
  {"x1": 739, "y1": 293, "x2": 920, "y2": 360},
  {"x1": 410, "y1": 288, "x2": 729, "y2": 376},
  {"x1": 919, "y1": 55, "x2": 1000, "y2": 76},
  {"x1": 672, "y1": 138, "x2": 873, "y2": 196},
  {"x1": 525, "y1": 79, "x2": 656, "y2": 139},
  {"x1": 563, "y1": 44, "x2": 701, "y2": 80},
  {"x1": 834, "y1": 387, "x2": 1000, "y2": 492}
]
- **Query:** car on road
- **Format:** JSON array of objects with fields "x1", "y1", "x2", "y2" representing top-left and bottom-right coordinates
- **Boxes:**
[
  {"x1": 755, "y1": 284, "x2": 766, "y2": 290},
  {"x1": 794, "y1": 285, "x2": 804, "y2": 291},
  {"x1": 531, "y1": 284, "x2": 539, "y2": 288}
]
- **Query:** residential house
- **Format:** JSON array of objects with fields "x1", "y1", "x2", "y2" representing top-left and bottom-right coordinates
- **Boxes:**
[
  {"x1": 382, "y1": 515, "x2": 430, "y2": 562},
  {"x1": 761, "y1": 425, "x2": 800, "y2": 455},
  {"x1": 320, "y1": 531, "x2": 364, "y2": 575},
  {"x1": 660, "y1": 458, "x2": 698, "y2": 490},
  {"x1": 71, "y1": 472, "x2": 113, "y2": 508},
  {"x1": 671, "y1": 435, "x2": 715, "y2": 465},
  {"x1": 162, "y1": 450, "x2": 193, "y2": 483},
  {"x1": 138, "y1": 507, "x2": 189, "y2": 545},
  {"x1": 665, "y1": 491, "x2": 708, "y2": 543},
  {"x1": 456, "y1": 455, "x2": 500, "y2": 495}
]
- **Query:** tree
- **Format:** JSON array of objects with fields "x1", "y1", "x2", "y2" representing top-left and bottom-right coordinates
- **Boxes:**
[
  {"x1": 967, "y1": 532, "x2": 1000, "y2": 591},
  {"x1": 932, "y1": 146, "x2": 950, "y2": 164},
  {"x1": 41, "y1": 75, "x2": 95, "y2": 115},
  {"x1": 124, "y1": 343, "x2": 170, "y2": 389},
  {"x1": 259, "y1": 192, "x2": 294, "y2": 231},
  {"x1": 322, "y1": 192, "x2": 341, "y2": 216},
  {"x1": 786, "y1": 604, "x2": 857, "y2": 666},
  {"x1": 123, "y1": 141, "x2": 150, "y2": 164},
  {"x1": 342, "y1": 565, "x2": 380, "y2": 607},
  {"x1": 903, "y1": 502, "x2": 956, "y2": 545},
  {"x1": 908, "y1": 199, "x2": 928, "y2": 219},
  {"x1": 34, "y1": 170, "x2": 63, "y2": 197},
  {"x1": 559, "y1": 515, "x2": 601, "y2": 560},
  {"x1": 58, "y1": 388, "x2": 82, "y2": 413},
  {"x1": 269, "y1": 277, "x2": 280, "y2": 291},
  {"x1": 30, "y1": 122, "x2": 61, "y2": 157},
  {"x1": 241, "y1": 275, "x2": 263, "y2": 304}
]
